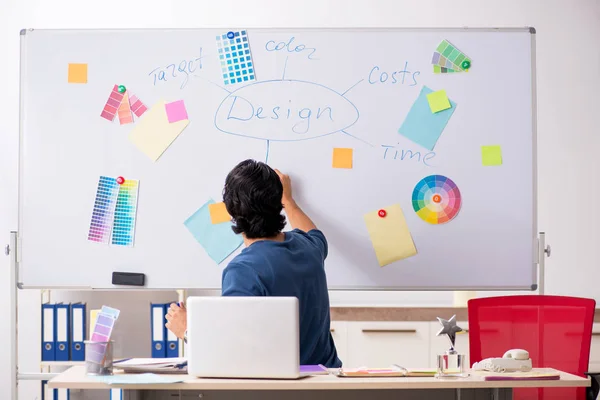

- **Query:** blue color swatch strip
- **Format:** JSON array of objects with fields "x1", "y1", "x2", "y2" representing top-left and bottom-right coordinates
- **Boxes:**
[
  {"x1": 216, "y1": 30, "x2": 256, "y2": 86},
  {"x1": 88, "y1": 176, "x2": 119, "y2": 244}
]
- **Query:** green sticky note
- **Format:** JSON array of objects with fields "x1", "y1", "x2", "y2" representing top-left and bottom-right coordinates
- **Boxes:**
[
  {"x1": 426, "y1": 90, "x2": 452, "y2": 113},
  {"x1": 482, "y1": 145, "x2": 503, "y2": 166}
]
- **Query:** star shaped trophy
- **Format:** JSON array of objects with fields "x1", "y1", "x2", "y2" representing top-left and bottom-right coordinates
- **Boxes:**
[{"x1": 435, "y1": 315, "x2": 468, "y2": 378}]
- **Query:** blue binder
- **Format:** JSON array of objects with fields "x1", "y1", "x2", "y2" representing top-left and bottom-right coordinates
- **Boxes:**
[
  {"x1": 55, "y1": 303, "x2": 70, "y2": 361},
  {"x1": 57, "y1": 388, "x2": 69, "y2": 400},
  {"x1": 41, "y1": 304, "x2": 56, "y2": 361},
  {"x1": 150, "y1": 303, "x2": 166, "y2": 358},
  {"x1": 110, "y1": 389, "x2": 123, "y2": 400},
  {"x1": 164, "y1": 303, "x2": 179, "y2": 357},
  {"x1": 70, "y1": 303, "x2": 86, "y2": 361}
]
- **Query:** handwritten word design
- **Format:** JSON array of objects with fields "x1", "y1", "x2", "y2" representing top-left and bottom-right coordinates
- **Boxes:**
[{"x1": 214, "y1": 80, "x2": 358, "y2": 140}]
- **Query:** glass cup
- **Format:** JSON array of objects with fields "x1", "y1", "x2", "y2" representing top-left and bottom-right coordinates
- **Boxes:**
[{"x1": 84, "y1": 340, "x2": 114, "y2": 375}]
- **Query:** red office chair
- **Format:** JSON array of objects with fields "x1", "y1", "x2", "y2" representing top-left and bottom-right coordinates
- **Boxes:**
[{"x1": 468, "y1": 295, "x2": 598, "y2": 400}]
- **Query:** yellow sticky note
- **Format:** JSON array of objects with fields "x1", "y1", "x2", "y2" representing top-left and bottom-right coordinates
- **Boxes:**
[
  {"x1": 89, "y1": 309, "x2": 100, "y2": 338},
  {"x1": 332, "y1": 148, "x2": 353, "y2": 169},
  {"x1": 482, "y1": 145, "x2": 502, "y2": 166},
  {"x1": 68, "y1": 63, "x2": 88, "y2": 84},
  {"x1": 208, "y1": 202, "x2": 231, "y2": 224},
  {"x1": 426, "y1": 89, "x2": 451, "y2": 113},
  {"x1": 363, "y1": 204, "x2": 417, "y2": 267},
  {"x1": 128, "y1": 100, "x2": 189, "y2": 162}
]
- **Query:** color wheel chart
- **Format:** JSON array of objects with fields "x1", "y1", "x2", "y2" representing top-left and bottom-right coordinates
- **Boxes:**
[{"x1": 412, "y1": 175, "x2": 462, "y2": 225}]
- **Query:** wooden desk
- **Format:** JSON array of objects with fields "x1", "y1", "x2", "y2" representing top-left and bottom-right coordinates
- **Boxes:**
[{"x1": 49, "y1": 366, "x2": 589, "y2": 400}]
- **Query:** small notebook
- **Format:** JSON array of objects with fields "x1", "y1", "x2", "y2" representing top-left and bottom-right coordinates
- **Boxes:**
[
  {"x1": 335, "y1": 367, "x2": 437, "y2": 377},
  {"x1": 113, "y1": 357, "x2": 187, "y2": 374},
  {"x1": 300, "y1": 365, "x2": 329, "y2": 375},
  {"x1": 479, "y1": 371, "x2": 561, "y2": 381}
]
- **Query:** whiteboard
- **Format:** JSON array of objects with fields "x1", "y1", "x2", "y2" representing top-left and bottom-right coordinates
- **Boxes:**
[{"x1": 18, "y1": 28, "x2": 538, "y2": 289}]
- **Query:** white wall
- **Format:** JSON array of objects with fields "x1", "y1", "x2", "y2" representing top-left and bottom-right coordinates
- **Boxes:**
[{"x1": 1, "y1": 0, "x2": 599, "y2": 398}]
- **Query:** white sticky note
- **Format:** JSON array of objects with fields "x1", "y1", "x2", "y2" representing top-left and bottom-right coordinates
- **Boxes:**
[{"x1": 128, "y1": 100, "x2": 189, "y2": 162}]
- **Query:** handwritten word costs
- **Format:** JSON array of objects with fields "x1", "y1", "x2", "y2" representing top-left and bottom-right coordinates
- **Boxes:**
[
  {"x1": 381, "y1": 145, "x2": 435, "y2": 166},
  {"x1": 265, "y1": 37, "x2": 318, "y2": 60},
  {"x1": 368, "y1": 62, "x2": 420, "y2": 86},
  {"x1": 148, "y1": 48, "x2": 205, "y2": 89}
]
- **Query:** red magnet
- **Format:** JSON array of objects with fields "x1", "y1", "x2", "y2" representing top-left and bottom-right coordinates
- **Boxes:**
[
  {"x1": 378, "y1": 209, "x2": 387, "y2": 218},
  {"x1": 116, "y1": 176, "x2": 125, "y2": 185}
]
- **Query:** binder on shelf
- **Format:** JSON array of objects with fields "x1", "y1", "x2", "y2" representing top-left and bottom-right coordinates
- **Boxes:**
[
  {"x1": 151, "y1": 303, "x2": 166, "y2": 358},
  {"x1": 164, "y1": 303, "x2": 179, "y2": 357},
  {"x1": 70, "y1": 303, "x2": 86, "y2": 361},
  {"x1": 42, "y1": 303, "x2": 56, "y2": 362},
  {"x1": 110, "y1": 388, "x2": 123, "y2": 400},
  {"x1": 41, "y1": 380, "x2": 56, "y2": 400},
  {"x1": 57, "y1": 388, "x2": 70, "y2": 400},
  {"x1": 55, "y1": 303, "x2": 70, "y2": 362},
  {"x1": 89, "y1": 309, "x2": 100, "y2": 336}
]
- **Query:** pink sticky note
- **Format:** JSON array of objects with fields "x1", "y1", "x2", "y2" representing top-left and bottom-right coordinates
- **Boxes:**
[{"x1": 165, "y1": 100, "x2": 188, "y2": 123}]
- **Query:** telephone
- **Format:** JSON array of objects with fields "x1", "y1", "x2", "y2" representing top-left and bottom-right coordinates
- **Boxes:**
[{"x1": 471, "y1": 349, "x2": 532, "y2": 373}]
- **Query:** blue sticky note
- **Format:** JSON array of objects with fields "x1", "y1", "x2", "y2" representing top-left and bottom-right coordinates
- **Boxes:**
[
  {"x1": 398, "y1": 86, "x2": 457, "y2": 150},
  {"x1": 184, "y1": 199, "x2": 243, "y2": 264}
]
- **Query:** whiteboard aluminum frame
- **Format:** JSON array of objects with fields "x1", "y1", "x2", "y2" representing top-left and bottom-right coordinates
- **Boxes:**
[{"x1": 17, "y1": 27, "x2": 538, "y2": 291}]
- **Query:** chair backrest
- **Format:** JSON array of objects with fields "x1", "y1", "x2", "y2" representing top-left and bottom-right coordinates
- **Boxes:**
[{"x1": 468, "y1": 295, "x2": 595, "y2": 400}]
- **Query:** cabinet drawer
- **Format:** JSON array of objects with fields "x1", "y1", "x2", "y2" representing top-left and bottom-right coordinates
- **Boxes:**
[
  {"x1": 329, "y1": 321, "x2": 348, "y2": 365},
  {"x1": 429, "y1": 321, "x2": 470, "y2": 368},
  {"x1": 346, "y1": 322, "x2": 430, "y2": 368}
]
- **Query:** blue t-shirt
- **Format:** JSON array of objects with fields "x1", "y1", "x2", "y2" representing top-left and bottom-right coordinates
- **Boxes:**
[{"x1": 221, "y1": 229, "x2": 342, "y2": 368}]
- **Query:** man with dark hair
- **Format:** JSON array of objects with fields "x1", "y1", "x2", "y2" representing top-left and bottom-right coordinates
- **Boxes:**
[{"x1": 166, "y1": 159, "x2": 341, "y2": 368}]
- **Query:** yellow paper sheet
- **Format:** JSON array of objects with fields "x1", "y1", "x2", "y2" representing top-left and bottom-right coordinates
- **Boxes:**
[
  {"x1": 208, "y1": 202, "x2": 231, "y2": 224},
  {"x1": 364, "y1": 204, "x2": 417, "y2": 267},
  {"x1": 481, "y1": 145, "x2": 502, "y2": 166},
  {"x1": 332, "y1": 148, "x2": 353, "y2": 169},
  {"x1": 89, "y1": 309, "x2": 100, "y2": 339},
  {"x1": 426, "y1": 89, "x2": 451, "y2": 113},
  {"x1": 68, "y1": 63, "x2": 88, "y2": 84},
  {"x1": 128, "y1": 100, "x2": 189, "y2": 162}
]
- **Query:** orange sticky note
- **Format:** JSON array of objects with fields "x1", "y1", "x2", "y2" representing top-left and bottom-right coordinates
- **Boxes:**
[
  {"x1": 208, "y1": 202, "x2": 231, "y2": 224},
  {"x1": 332, "y1": 148, "x2": 353, "y2": 169},
  {"x1": 68, "y1": 63, "x2": 88, "y2": 84}
]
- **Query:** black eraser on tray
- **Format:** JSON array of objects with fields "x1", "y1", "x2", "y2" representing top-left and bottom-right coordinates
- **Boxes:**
[{"x1": 112, "y1": 272, "x2": 145, "y2": 286}]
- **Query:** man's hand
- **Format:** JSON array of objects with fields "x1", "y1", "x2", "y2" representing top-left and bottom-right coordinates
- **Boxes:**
[
  {"x1": 274, "y1": 168, "x2": 317, "y2": 232},
  {"x1": 275, "y1": 169, "x2": 294, "y2": 208},
  {"x1": 165, "y1": 302, "x2": 187, "y2": 339}
]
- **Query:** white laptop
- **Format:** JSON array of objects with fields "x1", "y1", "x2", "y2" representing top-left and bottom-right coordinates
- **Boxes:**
[{"x1": 187, "y1": 296, "x2": 313, "y2": 379}]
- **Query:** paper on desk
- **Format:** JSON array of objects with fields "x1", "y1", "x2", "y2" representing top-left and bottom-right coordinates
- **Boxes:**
[
  {"x1": 128, "y1": 100, "x2": 189, "y2": 162},
  {"x1": 363, "y1": 204, "x2": 417, "y2": 267},
  {"x1": 115, "y1": 357, "x2": 186, "y2": 367},
  {"x1": 94, "y1": 373, "x2": 188, "y2": 385}
]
